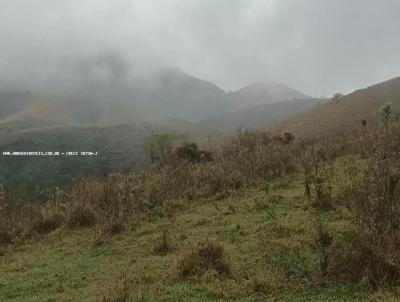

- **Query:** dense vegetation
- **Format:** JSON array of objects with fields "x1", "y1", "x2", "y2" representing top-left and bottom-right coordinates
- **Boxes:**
[
  {"x1": 2, "y1": 104, "x2": 400, "y2": 301},
  {"x1": 0, "y1": 121, "x2": 216, "y2": 201}
]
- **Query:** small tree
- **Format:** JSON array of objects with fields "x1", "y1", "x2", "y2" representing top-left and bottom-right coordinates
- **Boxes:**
[
  {"x1": 143, "y1": 133, "x2": 176, "y2": 164},
  {"x1": 376, "y1": 101, "x2": 393, "y2": 125},
  {"x1": 301, "y1": 145, "x2": 334, "y2": 210},
  {"x1": 175, "y1": 143, "x2": 213, "y2": 163}
]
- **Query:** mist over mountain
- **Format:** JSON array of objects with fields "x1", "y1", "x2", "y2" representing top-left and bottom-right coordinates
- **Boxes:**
[
  {"x1": 2, "y1": 1, "x2": 400, "y2": 96},
  {"x1": 227, "y1": 82, "x2": 309, "y2": 112},
  {"x1": 0, "y1": 91, "x2": 31, "y2": 119},
  {"x1": 1, "y1": 52, "x2": 230, "y2": 122},
  {"x1": 0, "y1": 51, "x2": 313, "y2": 126},
  {"x1": 199, "y1": 98, "x2": 325, "y2": 134}
]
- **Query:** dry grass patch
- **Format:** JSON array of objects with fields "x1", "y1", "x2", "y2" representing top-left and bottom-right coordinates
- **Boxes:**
[
  {"x1": 30, "y1": 209, "x2": 64, "y2": 235},
  {"x1": 65, "y1": 202, "x2": 97, "y2": 229},
  {"x1": 0, "y1": 228, "x2": 12, "y2": 247},
  {"x1": 176, "y1": 241, "x2": 232, "y2": 281}
]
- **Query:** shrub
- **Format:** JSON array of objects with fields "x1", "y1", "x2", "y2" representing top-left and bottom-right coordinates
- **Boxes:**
[
  {"x1": 94, "y1": 216, "x2": 125, "y2": 246},
  {"x1": 301, "y1": 145, "x2": 334, "y2": 210},
  {"x1": 143, "y1": 132, "x2": 177, "y2": 164},
  {"x1": 175, "y1": 143, "x2": 213, "y2": 163},
  {"x1": 176, "y1": 241, "x2": 231, "y2": 281},
  {"x1": 153, "y1": 228, "x2": 175, "y2": 256},
  {"x1": 314, "y1": 222, "x2": 333, "y2": 277},
  {"x1": 66, "y1": 202, "x2": 97, "y2": 229},
  {"x1": 30, "y1": 210, "x2": 64, "y2": 235},
  {"x1": 267, "y1": 245, "x2": 313, "y2": 282}
]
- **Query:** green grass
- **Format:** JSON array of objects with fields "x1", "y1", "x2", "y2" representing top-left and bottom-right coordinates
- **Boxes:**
[{"x1": 1, "y1": 172, "x2": 400, "y2": 301}]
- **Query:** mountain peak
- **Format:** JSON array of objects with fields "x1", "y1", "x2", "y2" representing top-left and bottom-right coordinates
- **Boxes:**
[{"x1": 228, "y1": 81, "x2": 309, "y2": 112}]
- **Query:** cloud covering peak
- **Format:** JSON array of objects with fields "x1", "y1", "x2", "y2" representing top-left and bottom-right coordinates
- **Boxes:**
[{"x1": 1, "y1": 0, "x2": 399, "y2": 95}]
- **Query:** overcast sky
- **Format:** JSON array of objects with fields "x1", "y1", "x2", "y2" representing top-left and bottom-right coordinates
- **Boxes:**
[{"x1": 0, "y1": 0, "x2": 399, "y2": 96}]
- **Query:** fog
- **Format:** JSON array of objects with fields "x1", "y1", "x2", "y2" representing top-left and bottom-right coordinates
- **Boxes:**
[{"x1": 1, "y1": 0, "x2": 400, "y2": 96}]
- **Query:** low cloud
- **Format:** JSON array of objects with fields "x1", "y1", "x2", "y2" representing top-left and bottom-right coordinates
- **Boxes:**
[{"x1": 0, "y1": 0, "x2": 399, "y2": 95}]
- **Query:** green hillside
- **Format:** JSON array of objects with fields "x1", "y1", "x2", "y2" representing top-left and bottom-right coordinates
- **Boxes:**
[
  {"x1": 2, "y1": 120, "x2": 400, "y2": 301},
  {"x1": 1, "y1": 171, "x2": 382, "y2": 302}
]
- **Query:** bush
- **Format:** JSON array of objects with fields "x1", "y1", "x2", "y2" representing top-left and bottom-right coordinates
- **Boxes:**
[
  {"x1": 176, "y1": 241, "x2": 231, "y2": 281},
  {"x1": 93, "y1": 216, "x2": 125, "y2": 246},
  {"x1": 66, "y1": 202, "x2": 97, "y2": 229},
  {"x1": 314, "y1": 222, "x2": 333, "y2": 277},
  {"x1": 175, "y1": 143, "x2": 212, "y2": 163},
  {"x1": 30, "y1": 210, "x2": 64, "y2": 235},
  {"x1": 153, "y1": 228, "x2": 175, "y2": 256},
  {"x1": 301, "y1": 145, "x2": 334, "y2": 210}
]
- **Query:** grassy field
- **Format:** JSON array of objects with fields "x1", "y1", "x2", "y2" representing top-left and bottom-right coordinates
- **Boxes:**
[{"x1": 2, "y1": 161, "x2": 400, "y2": 301}]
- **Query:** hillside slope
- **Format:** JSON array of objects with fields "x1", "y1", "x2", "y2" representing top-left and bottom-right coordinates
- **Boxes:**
[
  {"x1": 1, "y1": 163, "x2": 397, "y2": 301},
  {"x1": 132, "y1": 68, "x2": 229, "y2": 121},
  {"x1": 227, "y1": 82, "x2": 309, "y2": 112},
  {"x1": 60, "y1": 67, "x2": 230, "y2": 122},
  {"x1": 198, "y1": 98, "x2": 325, "y2": 134},
  {"x1": 272, "y1": 77, "x2": 400, "y2": 138}
]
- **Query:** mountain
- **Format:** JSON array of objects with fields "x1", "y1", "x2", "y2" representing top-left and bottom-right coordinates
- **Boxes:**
[
  {"x1": 131, "y1": 68, "x2": 230, "y2": 121},
  {"x1": 63, "y1": 66, "x2": 230, "y2": 122},
  {"x1": 1, "y1": 66, "x2": 311, "y2": 126},
  {"x1": 272, "y1": 77, "x2": 400, "y2": 138},
  {"x1": 198, "y1": 98, "x2": 325, "y2": 134},
  {"x1": 227, "y1": 82, "x2": 309, "y2": 112}
]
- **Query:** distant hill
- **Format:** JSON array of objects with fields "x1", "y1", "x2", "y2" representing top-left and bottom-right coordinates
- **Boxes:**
[
  {"x1": 227, "y1": 82, "x2": 309, "y2": 112},
  {"x1": 198, "y1": 98, "x2": 325, "y2": 134},
  {"x1": 63, "y1": 67, "x2": 230, "y2": 122},
  {"x1": 272, "y1": 77, "x2": 400, "y2": 138},
  {"x1": 0, "y1": 69, "x2": 310, "y2": 126},
  {"x1": 132, "y1": 68, "x2": 230, "y2": 121},
  {"x1": 0, "y1": 94, "x2": 159, "y2": 134}
]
